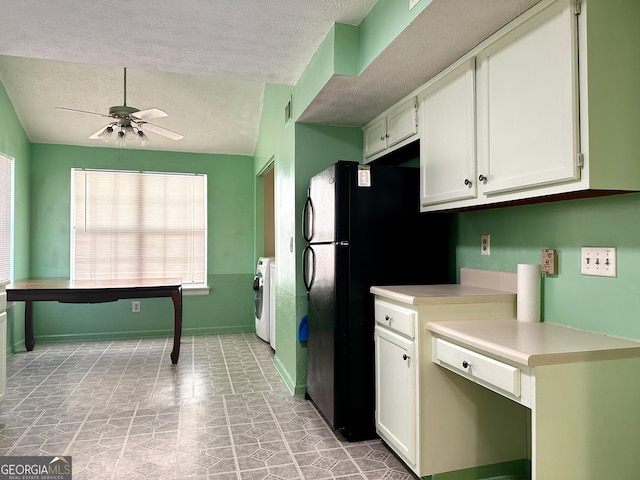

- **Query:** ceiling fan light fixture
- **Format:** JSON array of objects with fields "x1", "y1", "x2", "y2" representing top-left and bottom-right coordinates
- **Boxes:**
[
  {"x1": 137, "y1": 130, "x2": 150, "y2": 147},
  {"x1": 123, "y1": 125, "x2": 137, "y2": 141},
  {"x1": 98, "y1": 125, "x2": 114, "y2": 142},
  {"x1": 62, "y1": 67, "x2": 183, "y2": 147},
  {"x1": 116, "y1": 130, "x2": 125, "y2": 148}
]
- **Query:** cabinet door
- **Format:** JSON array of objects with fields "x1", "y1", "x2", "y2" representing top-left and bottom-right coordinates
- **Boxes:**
[
  {"x1": 420, "y1": 59, "x2": 477, "y2": 206},
  {"x1": 477, "y1": 0, "x2": 579, "y2": 195},
  {"x1": 386, "y1": 96, "x2": 418, "y2": 148},
  {"x1": 364, "y1": 117, "x2": 387, "y2": 158},
  {"x1": 375, "y1": 325, "x2": 416, "y2": 466}
]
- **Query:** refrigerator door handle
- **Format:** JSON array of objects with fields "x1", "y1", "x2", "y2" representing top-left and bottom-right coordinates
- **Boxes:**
[
  {"x1": 302, "y1": 245, "x2": 316, "y2": 292},
  {"x1": 302, "y1": 194, "x2": 314, "y2": 242}
]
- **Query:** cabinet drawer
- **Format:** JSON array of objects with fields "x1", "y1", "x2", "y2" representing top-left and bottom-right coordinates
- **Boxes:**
[
  {"x1": 434, "y1": 338, "x2": 521, "y2": 397},
  {"x1": 375, "y1": 300, "x2": 416, "y2": 338}
]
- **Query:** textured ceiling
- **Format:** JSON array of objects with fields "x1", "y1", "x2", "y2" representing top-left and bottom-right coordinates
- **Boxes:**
[
  {"x1": 0, "y1": 0, "x2": 541, "y2": 156},
  {"x1": 0, "y1": 0, "x2": 377, "y2": 155}
]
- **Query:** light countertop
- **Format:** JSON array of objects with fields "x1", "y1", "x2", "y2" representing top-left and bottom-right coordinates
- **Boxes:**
[
  {"x1": 370, "y1": 284, "x2": 516, "y2": 305},
  {"x1": 428, "y1": 318, "x2": 640, "y2": 367}
]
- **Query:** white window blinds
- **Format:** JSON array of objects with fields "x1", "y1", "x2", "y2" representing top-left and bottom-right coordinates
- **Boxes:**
[
  {"x1": 72, "y1": 169, "x2": 207, "y2": 285},
  {"x1": 0, "y1": 154, "x2": 12, "y2": 283}
]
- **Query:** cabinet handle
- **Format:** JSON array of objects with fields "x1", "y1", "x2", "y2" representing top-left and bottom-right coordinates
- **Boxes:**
[
  {"x1": 464, "y1": 178, "x2": 472, "y2": 187},
  {"x1": 385, "y1": 133, "x2": 390, "y2": 139},
  {"x1": 478, "y1": 174, "x2": 487, "y2": 184},
  {"x1": 462, "y1": 360, "x2": 470, "y2": 369},
  {"x1": 384, "y1": 315, "x2": 391, "y2": 322},
  {"x1": 403, "y1": 354, "x2": 410, "y2": 361},
  {"x1": 380, "y1": 136, "x2": 385, "y2": 141}
]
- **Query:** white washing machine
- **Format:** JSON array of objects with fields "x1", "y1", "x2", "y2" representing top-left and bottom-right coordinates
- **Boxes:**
[
  {"x1": 253, "y1": 257, "x2": 274, "y2": 343},
  {"x1": 269, "y1": 261, "x2": 276, "y2": 350}
]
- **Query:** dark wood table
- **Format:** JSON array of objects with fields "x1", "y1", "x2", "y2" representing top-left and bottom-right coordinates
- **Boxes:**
[{"x1": 6, "y1": 278, "x2": 183, "y2": 364}]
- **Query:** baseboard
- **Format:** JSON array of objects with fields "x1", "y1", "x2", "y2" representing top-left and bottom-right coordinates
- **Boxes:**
[
  {"x1": 273, "y1": 354, "x2": 306, "y2": 396},
  {"x1": 10, "y1": 340, "x2": 25, "y2": 354},
  {"x1": 429, "y1": 459, "x2": 530, "y2": 480},
  {"x1": 33, "y1": 326, "x2": 255, "y2": 344}
]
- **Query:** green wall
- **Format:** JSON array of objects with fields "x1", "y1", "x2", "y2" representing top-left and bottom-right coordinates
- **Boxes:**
[
  {"x1": 27, "y1": 144, "x2": 256, "y2": 342},
  {"x1": 294, "y1": 0, "x2": 432, "y2": 119},
  {"x1": 0, "y1": 81, "x2": 30, "y2": 352},
  {"x1": 254, "y1": 80, "x2": 363, "y2": 394},
  {"x1": 456, "y1": 193, "x2": 640, "y2": 341}
]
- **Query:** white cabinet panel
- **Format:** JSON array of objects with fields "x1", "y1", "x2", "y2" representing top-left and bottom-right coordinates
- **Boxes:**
[
  {"x1": 363, "y1": 97, "x2": 418, "y2": 161},
  {"x1": 387, "y1": 98, "x2": 418, "y2": 148},
  {"x1": 375, "y1": 325, "x2": 416, "y2": 466},
  {"x1": 363, "y1": 117, "x2": 387, "y2": 159},
  {"x1": 434, "y1": 338, "x2": 521, "y2": 398},
  {"x1": 420, "y1": 59, "x2": 477, "y2": 206},
  {"x1": 374, "y1": 299, "x2": 416, "y2": 338},
  {"x1": 477, "y1": 0, "x2": 579, "y2": 195}
]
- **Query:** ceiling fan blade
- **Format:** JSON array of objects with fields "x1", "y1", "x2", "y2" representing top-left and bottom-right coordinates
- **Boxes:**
[
  {"x1": 131, "y1": 108, "x2": 168, "y2": 121},
  {"x1": 55, "y1": 106, "x2": 111, "y2": 118},
  {"x1": 139, "y1": 122, "x2": 184, "y2": 140}
]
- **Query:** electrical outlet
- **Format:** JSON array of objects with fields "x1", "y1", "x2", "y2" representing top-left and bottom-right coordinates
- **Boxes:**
[
  {"x1": 581, "y1": 247, "x2": 617, "y2": 277},
  {"x1": 132, "y1": 301, "x2": 141, "y2": 313},
  {"x1": 481, "y1": 234, "x2": 490, "y2": 256},
  {"x1": 541, "y1": 249, "x2": 558, "y2": 274}
]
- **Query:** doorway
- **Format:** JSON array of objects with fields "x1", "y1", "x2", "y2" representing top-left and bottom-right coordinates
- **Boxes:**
[{"x1": 263, "y1": 166, "x2": 275, "y2": 257}]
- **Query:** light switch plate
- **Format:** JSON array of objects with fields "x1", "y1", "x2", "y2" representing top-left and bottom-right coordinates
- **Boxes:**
[{"x1": 581, "y1": 247, "x2": 616, "y2": 277}]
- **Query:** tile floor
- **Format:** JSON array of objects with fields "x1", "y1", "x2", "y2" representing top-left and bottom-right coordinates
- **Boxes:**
[{"x1": 0, "y1": 333, "x2": 415, "y2": 479}]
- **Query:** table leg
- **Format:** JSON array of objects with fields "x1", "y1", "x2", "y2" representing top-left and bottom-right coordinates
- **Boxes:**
[
  {"x1": 25, "y1": 300, "x2": 35, "y2": 351},
  {"x1": 170, "y1": 288, "x2": 183, "y2": 364}
]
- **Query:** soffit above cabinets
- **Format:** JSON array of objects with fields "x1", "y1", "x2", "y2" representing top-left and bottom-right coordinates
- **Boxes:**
[{"x1": 299, "y1": 0, "x2": 542, "y2": 127}]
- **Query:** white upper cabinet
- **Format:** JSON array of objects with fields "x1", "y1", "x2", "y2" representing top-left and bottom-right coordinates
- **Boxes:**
[
  {"x1": 364, "y1": 117, "x2": 387, "y2": 159},
  {"x1": 420, "y1": 59, "x2": 477, "y2": 206},
  {"x1": 476, "y1": 0, "x2": 579, "y2": 195},
  {"x1": 363, "y1": 96, "x2": 418, "y2": 162},
  {"x1": 417, "y1": 0, "x2": 640, "y2": 212}
]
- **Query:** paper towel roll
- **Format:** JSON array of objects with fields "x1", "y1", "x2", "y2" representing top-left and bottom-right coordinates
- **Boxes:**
[{"x1": 517, "y1": 263, "x2": 541, "y2": 323}]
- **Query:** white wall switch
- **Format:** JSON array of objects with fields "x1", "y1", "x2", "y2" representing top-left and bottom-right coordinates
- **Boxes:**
[{"x1": 581, "y1": 247, "x2": 616, "y2": 277}]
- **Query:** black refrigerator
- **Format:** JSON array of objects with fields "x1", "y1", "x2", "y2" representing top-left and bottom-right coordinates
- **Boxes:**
[{"x1": 302, "y1": 160, "x2": 450, "y2": 441}]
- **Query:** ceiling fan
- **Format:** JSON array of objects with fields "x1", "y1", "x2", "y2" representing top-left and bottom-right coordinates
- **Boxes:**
[{"x1": 56, "y1": 67, "x2": 184, "y2": 146}]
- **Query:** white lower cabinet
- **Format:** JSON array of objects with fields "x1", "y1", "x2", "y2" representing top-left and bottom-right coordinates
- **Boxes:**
[
  {"x1": 373, "y1": 293, "x2": 528, "y2": 478},
  {"x1": 374, "y1": 324, "x2": 416, "y2": 467}
]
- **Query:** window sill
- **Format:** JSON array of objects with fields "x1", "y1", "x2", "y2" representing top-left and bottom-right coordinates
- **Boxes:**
[{"x1": 182, "y1": 285, "x2": 210, "y2": 296}]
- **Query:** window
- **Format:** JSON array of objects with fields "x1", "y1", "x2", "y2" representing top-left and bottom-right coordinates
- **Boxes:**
[
  {"x1": 0, "y1": 154, "x2": 12, "y2": 282},
  {"x1": 71, "y1": 169, "x2": 207, "y2": 286}
]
